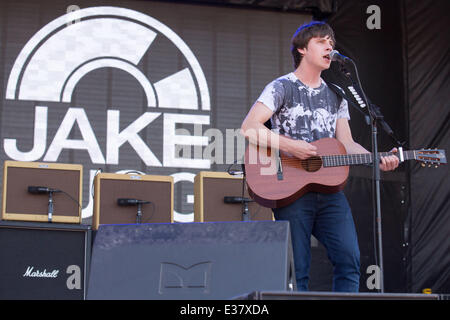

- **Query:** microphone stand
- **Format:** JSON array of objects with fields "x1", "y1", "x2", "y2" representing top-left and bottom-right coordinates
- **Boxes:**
[
  {"x1": 240, "y1": 164, "x2": 251, "y2": 222},
  {"x1": 338, "y1": 61, "x2": 402, "y2": 293},
  {"x1": 47, "y1": 191, "x2": 54, "y2": 223},
  {"x1": 369, "y1": 107, "x2": 385, "y2": 293},
  {"x1": 136, "y1": 203, "x2": 142, "y2": 224},
  {"x1": 227, "y1": 162, "x2": 251, "y2": 222},
  {"x1": 242, "y1": 201, "x2": 250, "y2": 221}
]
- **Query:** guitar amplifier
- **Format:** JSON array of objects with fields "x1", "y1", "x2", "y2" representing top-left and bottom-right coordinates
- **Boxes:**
[
  {"x1": 194, "y1": 171, "x2": 273, "y2": 222},
  {"x1": 93, "y1": 172, "x2": 173, "y2": 230},
  {"x1": 0, "y1": 221, "x2": 91, "y2": 300},
  {"x1": 2, "y1": 161, "x2": 82, "y2": 224}
]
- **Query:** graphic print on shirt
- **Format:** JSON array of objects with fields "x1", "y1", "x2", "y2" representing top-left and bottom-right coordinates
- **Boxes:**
[{"x1": 257, "y1": 73, "x2": 349, "y2": 143}]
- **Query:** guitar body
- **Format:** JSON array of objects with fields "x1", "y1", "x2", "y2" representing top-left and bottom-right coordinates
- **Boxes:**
[{"x1": 244, "y1": 138, "x2": 349, "y2": 208}]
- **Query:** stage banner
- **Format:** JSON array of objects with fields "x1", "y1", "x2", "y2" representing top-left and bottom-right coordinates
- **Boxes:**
[{"x1": 0, "y1": 0, "x2": 310, "y2": 224}]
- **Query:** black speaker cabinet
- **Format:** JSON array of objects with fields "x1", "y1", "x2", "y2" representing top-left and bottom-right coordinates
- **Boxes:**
[
  {"x1": 93, "y1": 173, "x2": 173, "y2": 230},
  {"x1": 0, "y1": 221, "x2": 91, "y2": 300},
  {"x1": 2, "y1": 161, "x2": 82, "y2": 223},
  {"x1": 87, "y1": 221, "x2": 296, "y2": 299},
  {"x1": 194, "y1": 171, "x2": 273, "y2": 222}
]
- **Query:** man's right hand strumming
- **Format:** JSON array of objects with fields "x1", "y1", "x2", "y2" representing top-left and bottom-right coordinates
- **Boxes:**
[{"x1": 287, "y1": 139, "x2": 318, "y2": 160}]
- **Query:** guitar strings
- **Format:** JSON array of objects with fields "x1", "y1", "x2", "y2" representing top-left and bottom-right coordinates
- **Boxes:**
[
  {"x1": 273, "y1": 154, "x2": 394, "y2": 166},
  {"x1": 251, "y1": 149, "x2": 441, "y2": 166}
]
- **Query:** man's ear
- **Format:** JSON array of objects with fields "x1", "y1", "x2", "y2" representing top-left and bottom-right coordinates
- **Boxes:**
[{"x1": 297, "y1": 47, "x2": 306, "y2": 57}]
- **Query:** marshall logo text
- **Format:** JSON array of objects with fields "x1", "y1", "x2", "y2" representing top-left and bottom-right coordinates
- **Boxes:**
[{"x1": 23, "y1": 266, "x2": 59, "y2": 278}]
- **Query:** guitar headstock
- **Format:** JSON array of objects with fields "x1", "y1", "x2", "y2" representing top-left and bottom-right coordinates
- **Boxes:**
[{"x1": 416, "y1": 149, "x2": 447, "y2": 168}]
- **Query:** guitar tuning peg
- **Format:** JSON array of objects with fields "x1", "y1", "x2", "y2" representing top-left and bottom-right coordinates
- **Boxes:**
[
  {"x1": 421, "y1": 163, "x2": 426, "y2": 167},
  {"x1": 435, "y1": 165, "x2": 439, "y2": 168}
]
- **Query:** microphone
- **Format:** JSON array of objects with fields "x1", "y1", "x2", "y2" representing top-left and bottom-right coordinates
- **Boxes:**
[
  {"x1": 228, "y1": 170, "x2": 244, "y2": 176},
  {"x1": 224, "y1": 196, "x2": 253, "y2": 204},
  {"x1": 330, "y1": 50, "x2": 352, "y2": 63},
  {"x1": 227, "y1": 163, "x2": 245, "y2": 176},
  {"x1": 28, "y1": 186, "x2": 61, "y2": 194},
  {"x1": 117, "y1": 198, "x2": 151, "y2": 206}
]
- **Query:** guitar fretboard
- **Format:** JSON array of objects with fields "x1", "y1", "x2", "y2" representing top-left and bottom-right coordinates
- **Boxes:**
[{"x1": 322, "y1": 151, "x2": 417, "y2": 167}]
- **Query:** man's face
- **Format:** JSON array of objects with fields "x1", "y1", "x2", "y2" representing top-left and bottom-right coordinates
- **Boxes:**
[{"x1": 298, "y1": 35, "x2": 334, "y2": 70}]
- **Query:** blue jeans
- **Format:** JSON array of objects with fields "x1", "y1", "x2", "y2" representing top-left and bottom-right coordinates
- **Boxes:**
[{"x1": 273, "y1": 191, "x2": 360, "y2": 292}]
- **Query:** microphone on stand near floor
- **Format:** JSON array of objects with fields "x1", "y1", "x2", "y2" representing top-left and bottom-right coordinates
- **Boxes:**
[
  {"x1": 117, "y1": 198, "x2": 151, "y2": 206},
  {"x1": 223, "y1": 196, "x2": 253, "y2": 204},
  {"x1": 28, "y1": 186, "x2": 62, "y2": 194},
  {"x1": 223, "y1": 196, "x2": 253, "y2": 221},
  {"x1": 27, "y1": 185, "x2": 63, "y2": 222},
  {"x1": 117, "y1": 198, "x2": 152, "y2": 224}
]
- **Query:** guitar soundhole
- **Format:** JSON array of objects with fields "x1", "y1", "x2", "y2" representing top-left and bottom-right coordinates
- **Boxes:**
[{"x1": 301, "y1": 156, "x2": 323, "y2": 172}]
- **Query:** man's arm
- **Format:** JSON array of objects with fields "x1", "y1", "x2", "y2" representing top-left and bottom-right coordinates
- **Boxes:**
[
  {"x1": 240, "y1": 102, "x2": 318, "y2": 160},
  {"x1": 335, "y1": 118, "x2": 369, "y2": 154},
  {"x1": 336, "y1": 118, "x2": 399, "y2": 171}
]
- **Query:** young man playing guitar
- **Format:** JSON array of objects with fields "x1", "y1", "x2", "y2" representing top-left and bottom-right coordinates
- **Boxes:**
[{"x1": 241, "y1": 21, "x2": 399, "y2": 292}]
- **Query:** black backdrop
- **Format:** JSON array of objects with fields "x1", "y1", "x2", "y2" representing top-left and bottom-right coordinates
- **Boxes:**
[
  {"x1": 324, "y1": 0, "x2": 449, "y2": 293},
  {"x1": 402, "y1": 0, "x2": 449, "y2": 293}
]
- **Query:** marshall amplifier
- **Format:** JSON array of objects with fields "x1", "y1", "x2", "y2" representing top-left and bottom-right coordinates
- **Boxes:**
[
  {"x1": 194, "y1": 171, "x2": 273, "y2": 222},
  {"x1": 0, "y1": 221, "x2": 91, "y2": 300}
]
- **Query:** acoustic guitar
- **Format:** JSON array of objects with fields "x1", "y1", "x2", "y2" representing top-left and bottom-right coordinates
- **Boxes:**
[{"x1": 244, "y1": 137, "x2": 446, "y2": 208}]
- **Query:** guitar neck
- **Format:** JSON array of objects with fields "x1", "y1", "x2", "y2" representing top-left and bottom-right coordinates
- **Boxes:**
[{"x1": 322, "y1": 150, "x2": 417, "y2": 167}]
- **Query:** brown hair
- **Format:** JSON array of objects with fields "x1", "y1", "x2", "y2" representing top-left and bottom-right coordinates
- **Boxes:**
[{"x1": 291, "y1": 21, "x2": 335, "y2": 68}]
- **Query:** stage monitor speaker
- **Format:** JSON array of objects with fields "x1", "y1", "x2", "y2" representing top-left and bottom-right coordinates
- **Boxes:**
[
  {"x1": 87, "y1": 221, "x2": 296, "y2": 299},
  {"x1": 236, "y1": 290, "x2": 440, "y2": 300},
  {"x1": 0, "y1": 221, "x2": 92, "y2": 300},
  {"x1": 194, "y1": 171, "x2": 273, "y2": 222},
  {"x1": 93, "y1": 172, "x2": 173, "y2": 230},
  {"x1": 2, "y1": 161, "x2": 82, "y2": 223}
]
